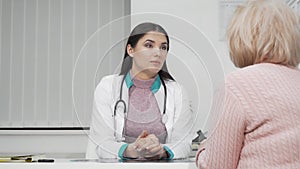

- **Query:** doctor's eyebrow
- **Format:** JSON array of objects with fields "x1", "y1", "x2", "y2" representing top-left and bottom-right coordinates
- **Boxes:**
[{"x1": 144, "y1": 39, "x2": 168, "y2": 45}]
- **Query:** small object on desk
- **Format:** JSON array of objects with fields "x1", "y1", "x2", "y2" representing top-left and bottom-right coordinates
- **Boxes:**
[
  {"x1": 190, "y1": 130, "x2": 207, "y2": 157},
  {"x1": 0, "y1": 154, "x2": 51, "y2": 163},
  {"x1": 37, "y1": 159, "x2": 55, "y2": 163},
  {"x1": 192, "y1": 130, "x2": 207, "y2": 144},
  {"x1": 0, "y1": 155, "x2": 32, "y2": 163}
]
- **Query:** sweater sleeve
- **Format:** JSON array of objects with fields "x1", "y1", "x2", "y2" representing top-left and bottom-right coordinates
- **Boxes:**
[{"x1": 196, "y1": 87, "x2": 246, "y2": 169}]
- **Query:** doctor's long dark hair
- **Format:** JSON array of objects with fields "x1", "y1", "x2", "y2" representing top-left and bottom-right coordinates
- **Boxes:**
[{"x1": 119, "y1": 22, "x2": 175, "y2": 81}]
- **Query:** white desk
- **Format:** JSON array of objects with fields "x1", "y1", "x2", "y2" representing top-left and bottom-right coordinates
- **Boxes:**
[{"x1": 0, "y1": 159, "x2": 198, "y2": 169}]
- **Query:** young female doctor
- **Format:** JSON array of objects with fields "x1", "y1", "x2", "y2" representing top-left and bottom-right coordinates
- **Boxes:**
[{"x1": 86, "y1": 22, "x2": 194, "y2": 160}]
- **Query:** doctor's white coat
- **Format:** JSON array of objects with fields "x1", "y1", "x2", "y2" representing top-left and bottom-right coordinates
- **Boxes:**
[{"x1": 86, "y1": 74, "x2": 194, "y2": 159}]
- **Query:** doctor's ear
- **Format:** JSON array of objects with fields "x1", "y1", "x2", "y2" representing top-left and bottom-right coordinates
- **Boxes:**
[{"x1": 127, "y1": 44, "x2": 134, "y2": 57}]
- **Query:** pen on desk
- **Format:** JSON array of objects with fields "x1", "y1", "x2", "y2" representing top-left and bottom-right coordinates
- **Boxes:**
[
  {"x1": 38, "y1": 159, "x2": 55, "y2": 162},
  {"x1": 32, "y1": 159, "x2": 55, "y2": 163}
]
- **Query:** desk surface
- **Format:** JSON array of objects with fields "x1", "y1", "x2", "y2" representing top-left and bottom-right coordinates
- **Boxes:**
[{"x1": 0, "y1": 158, "x2": 198, "y2": 169}]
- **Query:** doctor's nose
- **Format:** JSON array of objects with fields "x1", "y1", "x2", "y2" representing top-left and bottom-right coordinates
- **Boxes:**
[{"x1": 153, "y1": 47, "x2": 162, "y2": 57}]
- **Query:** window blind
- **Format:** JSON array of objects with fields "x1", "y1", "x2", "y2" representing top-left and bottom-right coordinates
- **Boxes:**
[{"x1": 0, "y1": 0, "x2": 130, "y2": 128}]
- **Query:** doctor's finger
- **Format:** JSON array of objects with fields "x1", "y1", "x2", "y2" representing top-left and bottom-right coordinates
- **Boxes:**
[
  {"x1": 143, "y1": 148, "x2": 165, "y2": 159},
  {"x1": 141, "y1": 142, "x2": 157, "y2": 151},
  {"x1": 146, "y1": 134, "x2": 160, "y2": 144},
  {"x1": 135, "y1": 139, "x2": 157, "y2": 152},
  {"x1": 143, "y1": 137, "x2": 159, "y2": 146},
  {"x1": 136, "y1": 142, "x2": 154, "y2": 152},
  {"x1": 134, "y1": 138, "x2": 149, "y2": 150},
  {"x1": 146, "y1": 144, "x2": 163, "y2": 153},
  {"x1": 139, "y1": 135, "x2": 158, "y2": 145},
  {"x1": 137, "y1": 130, "x2": 148, "y2": 139},
  {"x1": 146, "y1": 134, "x2": 159, "y2": 140}
]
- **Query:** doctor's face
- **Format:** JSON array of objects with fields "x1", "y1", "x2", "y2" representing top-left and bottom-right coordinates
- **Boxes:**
[{"x1": 127, "y1": 31, "x2": 168, "y2": 79}]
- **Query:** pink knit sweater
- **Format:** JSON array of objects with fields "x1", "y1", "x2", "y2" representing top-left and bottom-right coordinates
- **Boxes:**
[{"x1": 196, "y1": 63, "x2": 300, "y2": 169}]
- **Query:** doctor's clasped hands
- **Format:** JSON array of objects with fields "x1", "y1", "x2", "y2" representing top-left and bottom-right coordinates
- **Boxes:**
[{"x1": 124, "y1": 130, "x2": 168, "y2": 160}]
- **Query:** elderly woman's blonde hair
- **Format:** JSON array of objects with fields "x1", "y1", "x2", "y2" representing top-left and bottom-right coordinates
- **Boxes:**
[{"x1": 227, "y1": 0, "x2": 300, "y2": 68}]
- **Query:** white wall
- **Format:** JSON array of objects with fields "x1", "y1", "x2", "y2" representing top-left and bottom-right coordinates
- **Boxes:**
[{"x1": 131, "y1": 0, "x2": 236, "y2": 134}]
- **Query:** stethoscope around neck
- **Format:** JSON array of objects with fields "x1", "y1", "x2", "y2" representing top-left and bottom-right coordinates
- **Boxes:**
[{"x1": 113, "y1": 73, "x2": 168, "y2": 141}]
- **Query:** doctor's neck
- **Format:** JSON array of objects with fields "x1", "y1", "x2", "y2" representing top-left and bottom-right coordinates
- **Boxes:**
[{"x1": 130, "y1": 69, "x2": 157, "y2": 80}]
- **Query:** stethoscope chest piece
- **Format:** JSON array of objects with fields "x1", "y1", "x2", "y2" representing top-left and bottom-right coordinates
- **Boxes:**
[{"x1": 162, "y1": 114, "x2": 168, "y2": 124}]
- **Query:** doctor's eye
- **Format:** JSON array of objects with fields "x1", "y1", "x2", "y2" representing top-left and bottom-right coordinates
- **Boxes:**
[
  {"x1": 144, "y1": 42, "x2": 153, "y2": 48},
  {"x1": 161, "y1": 44, "x2": 168, "y2": 51}
]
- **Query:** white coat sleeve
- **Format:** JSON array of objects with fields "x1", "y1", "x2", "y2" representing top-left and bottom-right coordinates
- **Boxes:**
[
  {"x1": 164, "y1": 84, "x2": 194, "y2": 159},
  {"x1": 86, "y1": 76, "x2": 125, "y2": 159}
]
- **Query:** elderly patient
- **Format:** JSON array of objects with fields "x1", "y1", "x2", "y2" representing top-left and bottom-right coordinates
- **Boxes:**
[{"x1": 196, "y1": 0, "x2": 300, "y2": 168}]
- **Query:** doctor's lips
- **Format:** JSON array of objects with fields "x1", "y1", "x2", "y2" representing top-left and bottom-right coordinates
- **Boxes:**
[{"x1": 150, "y1": 60, "x2": 161, "y2": 66}]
